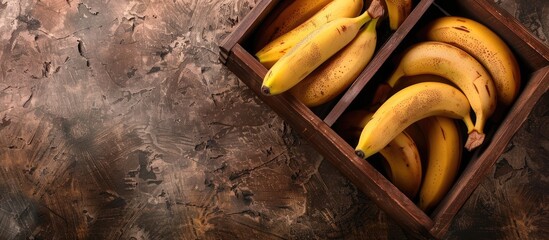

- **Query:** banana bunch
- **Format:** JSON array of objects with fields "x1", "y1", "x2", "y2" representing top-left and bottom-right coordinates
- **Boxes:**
[
  {"x1": 255, "y1": 0, "x2": 365, "y2": 69},
  {"x1": 373, "y1": 16, "x2": 521, "y2": 151},
  {"x1": 250, "y1": 1, "x2": 520, "y2": 213},
  {"x1": 252, "y1": 0, "x2": 416, "y2": 107},
  {"x1": 253, "y1": 0, "x2": 385, "y2": 97},
  {"x1": 385, "y1": 41, "x2": 496, "y2": 151},
  {"x1": 260, "y1": 9, "x2": 374, "y2": 95},
  {"x1": 289, "y1": 18, "x2": 379, "y2": 107},
  {"x1": 349, "y1": 16, "x2": 520, "y2": 212},
  {"x1": 355, "y1": 81, "x2": 474, "y2": 160},
  {"x1": 334, "y1": 110, "x2": 423, "y2": 199},
  {"x1": 335, "y1": 96, "x2": 464, "y2": 210},
  {"x1": 420, "y1": 16, "x2": 521, "y2": 107},
  {"x1": 347, "y1": 81, "x2": 468, "y2": 211}
]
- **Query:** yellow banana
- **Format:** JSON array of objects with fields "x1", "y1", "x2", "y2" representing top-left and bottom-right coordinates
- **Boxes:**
[
  {"x1": 251, "y1": 0, "x2": 333, "y2": 52},
  {"x1": 355, "y1": 82, "x2": 474, "y2": 159},
  {"x1": 391, "y1": 74, "x2": 452, "y2": 93},
  {"x1": 378, "y1": 130, "x2": 422, "y2": 199},
  {"x1": 386, "y1": 41, "x2": 497, "y2": 150},
  {"x1": 420, "y1": 16, "x2": 521, "y2": 107},
  {"x1": 334, "y1": 110, "x2": 422, "y2": 199},
  {"x1": 403, "y1": 121, "x2": 428, "y2": 172},
  {"x1": 384, "y1": 0, "x2": 412, "y2": 30},
  {"x1": 255, "y1": 0, "x2": 364, "y2": 69},
  {"x1": 261, "y1": 10, "x2": 374, "y2": 96},
  {"x1": 369, "y1": 74, "x2": 452, "y2": 111},
  {"x1": 290, "y1": 18, "x2": 379, "y2": 107},
  {"x1": 417, "y1": 116, "x2": 462, "y2": 213}
]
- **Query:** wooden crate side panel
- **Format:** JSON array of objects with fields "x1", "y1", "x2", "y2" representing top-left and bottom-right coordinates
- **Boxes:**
[
  {"x1": 429, "y1": 66, "x2": 549, "y2": 237},
  {"x1": 225, "y1": 44, "x2": 436, "y2": 239}
]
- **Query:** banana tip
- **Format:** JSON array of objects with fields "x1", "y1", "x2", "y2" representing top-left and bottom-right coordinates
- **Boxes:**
[
  {"x1": 261, "y1": 85, "x2": 271, "y2": 96},
  {"x1": 355, "y1": 150, "x2": 366, "y2": 159}
]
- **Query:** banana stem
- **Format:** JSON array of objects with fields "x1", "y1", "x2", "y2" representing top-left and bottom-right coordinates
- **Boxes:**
[
  {"x1": 356, "y1": 10, "x2": 372, "y2": 26},
  {"x1": 367, "y1": 0, "x2": 385, "y2": 19},
  {"x1": 355, "y1": 0, "x2": 384, "y2": 27},
  {"x1": 366, "y1": 18, "x2": 379, "y2": 31}
]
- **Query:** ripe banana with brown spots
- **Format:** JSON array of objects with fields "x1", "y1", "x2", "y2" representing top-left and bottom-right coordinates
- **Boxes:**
[
  {"x1": 416, "y1": 116, "x2": 462, "y2": 213},
  {"x1": 385, "y1": 41, "x2": 497, "y2": 150},
  {"x1": 354, "y1": 82, "x2": 475, "y2": 159},
  {"x1": 420, "y1": 16, "x2": 521, "y2": 107},
  {"x1": 255, "y1": 0, "x2": 364, "y2": 69},
  {"x1": 369, "y1": 74, "x2": 452, "y2": 111},
  {"x1": 290, "y1": 18, "x2": 379, "y2": 107},
  {"x1": 260, "y1": 4, "x2": 385, "y2": 96},
  {"x1": 251, "y1": 0, "x2": 332, "y2": 52},
  {"x1": 334, "y1": 110, "x2": 422, "y2": 199},
  {"x1": 379, "y1": 130, "x2": 422, "y2": 199}
]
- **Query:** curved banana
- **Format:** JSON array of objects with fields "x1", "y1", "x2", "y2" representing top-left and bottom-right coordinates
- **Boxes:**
[
  {"x1": 384, "y1": 0, "x2": 412, "y2": 30},
  {"x1": 386, "y1": 41, "x2": 496, "y2": 150},
  {"x1": 420, "y1": 16, "x2": 521, "y2": 106},
  {"x1": 261, "y1": 11, "x2": 373, "y2": 96},
  {"x1": 334, "y1": 110, "x2": 422, "y2": 199},
  {"x1": 354, "y1": 82, "x2": 474, "y2": 159},
  {"x1": 379, "y1": 130, "x2": 422, "y2": 199},
  {"x1": 417, "y1": 116, "x2": 462, "y2": 212},
  {"x1": 255, "y1": 0, "x2": 364, "y2": 69},
  {"x1": 369, "y1": 74, "x2": 452, "y2": 111},
  {"x1": 251, "y1": 0, "x2": 332, "y2": 52},
  {"x1": 403, "y1": 121, "x2": 428, "y2": 171},
  {"x1": 391, "y1": 74, "x2": 452, "y2": 93},
  {"x1": 290, "y1": 18, "x2": 379, "y2": 107}
]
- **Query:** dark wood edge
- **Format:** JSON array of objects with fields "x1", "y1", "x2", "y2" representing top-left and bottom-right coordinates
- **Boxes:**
[
  {"x1": 428, "y1": 66, "x2": 549, "y2": 238},
  {"x1": 323, "y1": 0, "x2": 435, "y2": 126},
  {"x1": 218, "y1": 0, "x2": 279, "y2": 63},
  {"x1": 224, "y1": 44, "x2": 436, "y2": 239}
]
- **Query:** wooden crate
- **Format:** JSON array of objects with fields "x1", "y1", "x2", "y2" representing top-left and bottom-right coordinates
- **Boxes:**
[{"x1": 219, "y1": 0, "x2": 549, "y2": 239}]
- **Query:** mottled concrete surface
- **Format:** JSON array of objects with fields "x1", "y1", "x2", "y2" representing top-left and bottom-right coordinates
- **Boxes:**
[{"x1": 0, "y1": 0, "x2": 547, "y2": 239}]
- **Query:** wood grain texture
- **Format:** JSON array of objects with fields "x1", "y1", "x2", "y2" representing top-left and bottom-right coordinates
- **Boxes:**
[{"x1": 0, "y1": 0, "x2": 547, "y2": 240}]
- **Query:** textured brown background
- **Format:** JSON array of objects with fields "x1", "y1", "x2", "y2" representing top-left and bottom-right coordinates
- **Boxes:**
[{"x1": 0, "y1": 0, "x2": 547, "y2": 239}]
